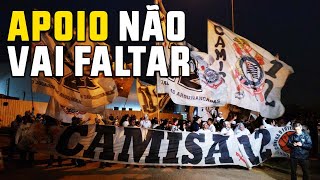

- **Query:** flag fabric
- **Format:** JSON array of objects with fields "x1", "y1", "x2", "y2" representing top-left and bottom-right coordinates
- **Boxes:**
[
  {"x1": 207, "y1": 20, "x2": 293, "y2": 118},
  {"x1": 45, "y1": 97, "x2": 103, "y2": 124},
  {"x1": 113, "y1": 63, "x2": 135, "y2": 98},
  {"x1": 136, "y1": 79, "x2": 170, "y2": 116},
  {"x1": 32, "y1": 29, "x2": 118, "y2": 113},
  {"x1": 156, "y1": 1, "x2": 228, "y2": 108},
  {"x1": 197, "y1": 107, "x2": 214, "y2": 121},
  {"x1": 248, "y1": 111, "x2": 260, "y2": 121},
  {"x1": 114, "y1": 77, "x2": 134, "y2": 98}
]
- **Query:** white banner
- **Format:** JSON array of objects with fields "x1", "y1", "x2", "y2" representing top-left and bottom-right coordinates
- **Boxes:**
[
  {"x1": 20, "y1": 124, "x2": 295, "y2": 168},
  {"x1": 208, "y1": 20, "x2": 294, "y2": 118}
]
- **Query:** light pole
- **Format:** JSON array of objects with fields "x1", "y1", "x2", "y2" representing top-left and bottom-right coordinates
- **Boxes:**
[{"x1": 231, "y1": 0, "x2": 235, "y2": 32}]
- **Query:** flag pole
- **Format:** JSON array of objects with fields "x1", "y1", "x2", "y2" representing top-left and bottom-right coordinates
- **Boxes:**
[
  {"x1": 155, "y1": 0, "x2": 164, "y2": 123},
  {"x1": 156, "y1": 76, "x2": 160, "y2": 122},
  {"x1": 231, "y1": 0, "x2": 235, "y2": 32},
  {"x1": 30, "y1": 77, "x2": 34, "y2": 112}
]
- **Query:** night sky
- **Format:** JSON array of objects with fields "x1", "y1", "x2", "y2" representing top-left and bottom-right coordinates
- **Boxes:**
[{"x1": 0, "y1": 0, "x2": 319, "y2": 110}]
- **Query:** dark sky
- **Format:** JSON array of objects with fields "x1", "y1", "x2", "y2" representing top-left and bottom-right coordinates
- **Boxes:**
[{"x1": 0, "y1": 0, "x2": 319, "y2": 110}]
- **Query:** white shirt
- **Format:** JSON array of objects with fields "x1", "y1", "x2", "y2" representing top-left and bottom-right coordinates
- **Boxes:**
[
  {"x1": 152, "y1": 124, "x2": 159, "y2": 129},
  {"x1": 220, "y1": 128, "x2": 234, "y2": 136},
  {"x1": 209, "y1": 124, "x2": 216, "y2": 132},
  {"x1": 197, "y1": 129, "x2": 211, "y2": 133},
  {"x1": 122, "y1": 121, "x2": 129, "y2": 127},
  {"x1": 235, "y1": 128, "x2": 251, "y2": 136},
  {"x1": 140, "y1": 119, "x2": 151, "y2": 129},
  {"x1": 216, "y1": 117, "x2": 224, "y2": 123}
]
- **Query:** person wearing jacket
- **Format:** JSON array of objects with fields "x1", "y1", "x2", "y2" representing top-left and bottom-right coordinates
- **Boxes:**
[{"x1": 287, "y1": 122, "x2": 312, "y2": 180}]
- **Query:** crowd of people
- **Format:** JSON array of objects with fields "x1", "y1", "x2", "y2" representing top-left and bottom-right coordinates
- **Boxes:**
[{"x1": 7, "y1": 108, "x2": 319, "y2": 171}]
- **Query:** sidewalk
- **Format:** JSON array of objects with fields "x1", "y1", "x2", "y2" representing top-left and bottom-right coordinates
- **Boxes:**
[{"x1": 263, "y1": 157, "x2": 320, "y2": 179}]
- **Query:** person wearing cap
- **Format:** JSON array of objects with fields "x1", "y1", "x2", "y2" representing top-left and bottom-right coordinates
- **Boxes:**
[
  {"x1": 220, "y1": 121, "x2": 234, "y2": 136},
  {"x1": 234, "y1": 123, "x2": 250, "y2": 136}
]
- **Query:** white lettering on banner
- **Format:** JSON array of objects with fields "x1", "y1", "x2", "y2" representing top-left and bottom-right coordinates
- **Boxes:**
[{"x1": 24, "y1": 125, "x2": 294, "y2": 168}]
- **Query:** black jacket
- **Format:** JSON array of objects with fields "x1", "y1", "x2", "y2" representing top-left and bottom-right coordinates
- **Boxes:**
[
  {"x1": 287, "y1": 131, "x2": 312, "y2": 159},
  {"x1": 190, "y1": 122, "x2": 200, "y2": 132}
]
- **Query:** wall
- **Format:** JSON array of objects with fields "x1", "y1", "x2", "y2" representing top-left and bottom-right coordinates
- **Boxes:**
[
  {"x1": 0, "y1": 99, "x2": 181, "y2": 127},
  {"x1": 0, "y1": 99, "x2": 48, "y2": 127},
  {"x1": 103, "y1": 109, "x2": 182, "y2": 121}
]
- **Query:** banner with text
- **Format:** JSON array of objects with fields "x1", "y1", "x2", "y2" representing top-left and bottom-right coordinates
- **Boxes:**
[{"x1": 24, "y1": 125, "x2": 294, "y2": 168}]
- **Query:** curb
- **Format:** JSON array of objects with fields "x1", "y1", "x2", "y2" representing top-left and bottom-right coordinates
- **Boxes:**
[{"x1": 262, "y1": 163, "x2": 303, "y2": 176}]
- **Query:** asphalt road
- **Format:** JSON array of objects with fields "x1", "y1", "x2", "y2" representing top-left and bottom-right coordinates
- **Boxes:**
[{"x1": 0, "y1": 159, "x2": 291, "y2": 180}]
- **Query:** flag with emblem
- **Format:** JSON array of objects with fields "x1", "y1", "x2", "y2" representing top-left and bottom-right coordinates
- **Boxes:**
[
  {"x1": 155, "y1": 1, "x2": 227, "y2": 107},
  {"x1": 207, "y1": 20, "x2": 294, "y2": 118}
]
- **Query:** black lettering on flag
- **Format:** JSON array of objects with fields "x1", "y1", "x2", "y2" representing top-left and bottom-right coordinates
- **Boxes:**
[
  {"x1": 83, "y1": 125, "x2": 115, "y2": 160},
  {"x1": 214, "y1": 25, "x2": 224, "y2": 35},
  {"x1": 63, "y1": 75, "x2": 98, "y2": 92},
  {"x1": 254, "y1": 129, "x2": 272, "y2": 161},
  {"x1": 264, "y1": 60, "x2": 284, "y2": 107},
  {"x1": 265, "y1": 60, "x2": 283, "y2": 78},
  {"x1": 205, "y1": 135, "x2": 233, "y2": 164},
  {"x1": 118, "y1": 128, "x2": 164, "y2": 163},
  {"x1": 178, "y1": 75, "x2": 201, "y2": 92},
  {"x1": 215, "y1": 49, "x2": 226, "y2": 61},
  {"x1": 138, "y1": 85, "x2": 157, "y2": 113},
  {"x1": 215, "y1": 36, "x2": 225, "y2": 48},
  {"x1": 163, "y1": 132, "x2": 182, "y2": 164},
  {"x1": 56, "y1": 125, "x2": 88, "y2": 156},
  {"x1": 182, "y1": 133, "x2": 205, "y2": 165},
  {"x1": 237, "y1": 135, "x2": 259, "y2": 165},
  {"x1": 264, "y1": 79, "x2": 275, "y2": 107}
]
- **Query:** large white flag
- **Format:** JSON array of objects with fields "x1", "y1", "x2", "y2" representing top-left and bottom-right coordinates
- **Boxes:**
[
  {"x1": 207, "y1": 20, "x2": 294, "y2": 118},
  {"x1": 156, "y1": 2, "x2": 227, "y2": 107}
]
